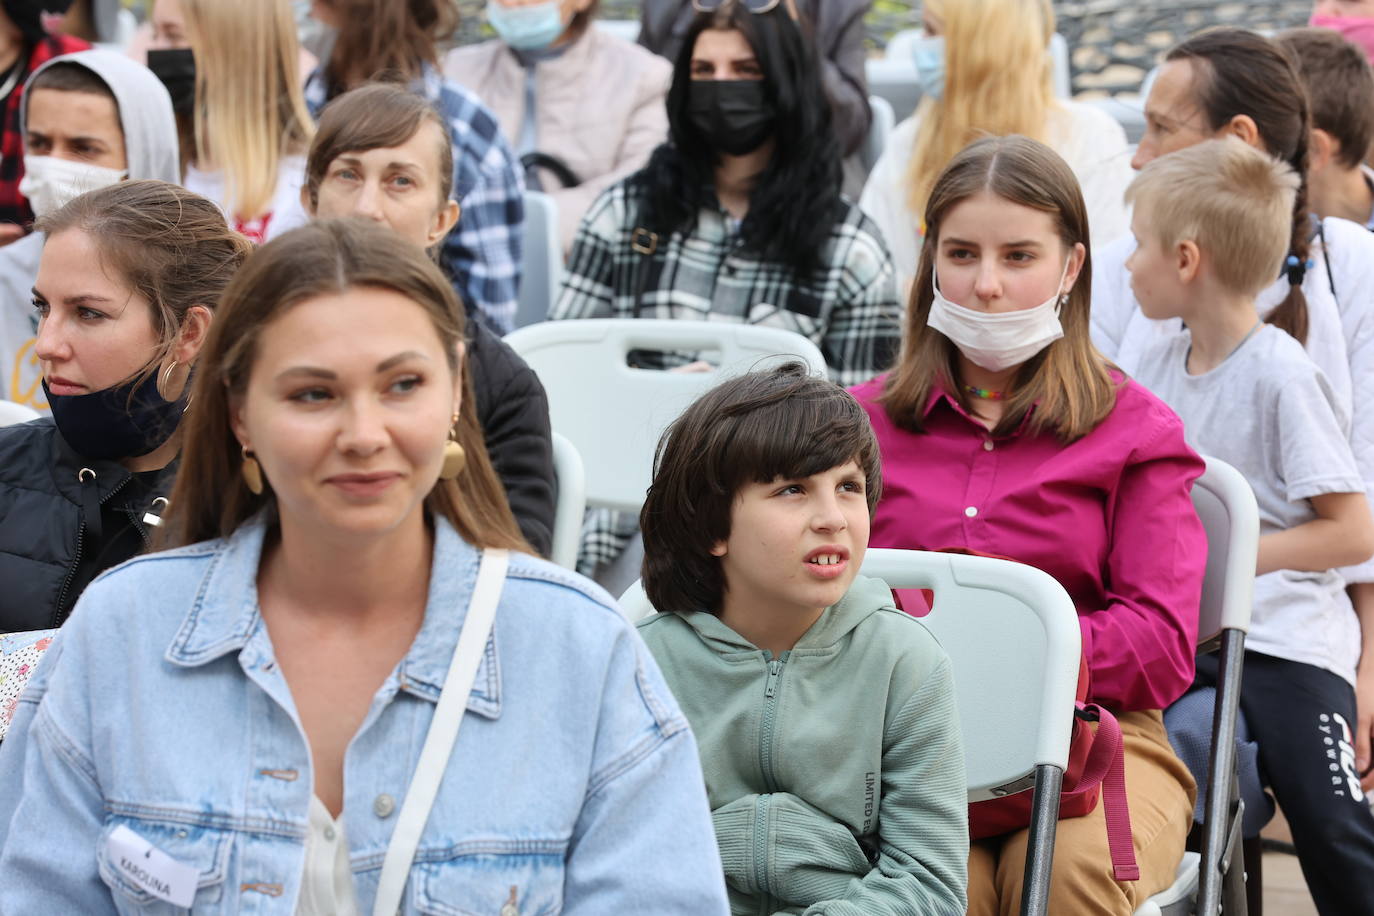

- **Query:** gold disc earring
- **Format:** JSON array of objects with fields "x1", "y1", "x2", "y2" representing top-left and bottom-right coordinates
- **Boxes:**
[
  {"x1": 439, "y1": 416, "x2": 465, "y2": 480},
  {"x1": 241, "y1": 446, "x2": 264, "y2": 495}
]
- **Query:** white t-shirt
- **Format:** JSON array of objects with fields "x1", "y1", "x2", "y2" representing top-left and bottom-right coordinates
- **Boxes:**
[
  {"x1": 295, "y1": 796, "x2": 359, "y2": 915},
  {"x1": 859, "y1": 99, "x2": 1133, "y2": 291},
  {"x1": 184, "y1": 153, "x2": 309, "y2": 244},
  {"x1": 1092, "y1": 216, "x2": 1374, "y2": 584},
  {"x1": 1134, "y1": 324, "x2": 1365, "y2": 684}
]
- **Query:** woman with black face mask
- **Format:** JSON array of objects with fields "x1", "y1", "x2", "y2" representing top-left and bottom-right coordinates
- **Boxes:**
[
  {"x1": 553, "y1": 0, "x2": 899, "y2": 387},
  {"x1": 551, "y1": 0, "x2": 900, "y2": 582},
  {"x1": 0, "y1": 180, "x2": 250, "y2": 632}
]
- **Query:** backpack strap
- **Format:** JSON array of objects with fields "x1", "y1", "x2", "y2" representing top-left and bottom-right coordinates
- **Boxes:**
[{"x1": 1071, "y1": 703, "x2": 1140, "y2": 882}]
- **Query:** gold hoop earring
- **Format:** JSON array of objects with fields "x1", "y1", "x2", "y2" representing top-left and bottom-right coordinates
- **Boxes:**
[
  {"x1": 160, "y1": 360, "x2": 179, "y2": 398},
  {"x1": 439, "y1": 416, "x2": 465, "y2": 479},
  {"x1": 241, "y1": 446, "x2": 264, "y2": 495}
]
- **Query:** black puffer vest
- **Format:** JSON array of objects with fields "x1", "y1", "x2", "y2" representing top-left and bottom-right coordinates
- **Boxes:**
[{"x1": 0, "y1": 418, "x2": 171, "y2": 631}]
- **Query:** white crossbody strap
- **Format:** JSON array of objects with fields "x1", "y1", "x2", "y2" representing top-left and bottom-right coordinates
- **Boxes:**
[{"x1": 372, "y1": 548, "x2": 509, "y2": 916}]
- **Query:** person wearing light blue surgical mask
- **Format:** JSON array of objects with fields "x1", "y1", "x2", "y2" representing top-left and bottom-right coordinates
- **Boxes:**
[
  {"x1": 485, "y1": 0, "x2": 575, "y2": 51},
  {"x1": 859, "y1": 0, "x2": 1134, "y2": 294},
  {"x1": 910, "y1": 33, "x2": 945, "y2": 100},
  {"x1": 445, "y1": 0, "x2": 672, "y2": 253}
]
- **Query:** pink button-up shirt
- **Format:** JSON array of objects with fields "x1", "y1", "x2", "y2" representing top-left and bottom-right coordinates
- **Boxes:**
[{"x1": 850, "y1": 375, "x2": 1206, "y2": 713}]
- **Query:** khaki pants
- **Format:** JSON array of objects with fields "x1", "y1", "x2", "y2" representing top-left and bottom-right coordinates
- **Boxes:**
[{"x1": 967, "y1": 710, "x2": 1196, "y2": 916}]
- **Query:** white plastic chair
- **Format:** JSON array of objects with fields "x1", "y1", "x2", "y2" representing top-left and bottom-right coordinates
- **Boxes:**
[
  {"x1": 504, "y1": 319, "x2": 826, "y2": 515},
  {"x1": 861, "y1": 95, "x2": 895, "y2": 175},
  {"x1": 593, "y1": 19, "x2": 640, "y2": 43},
  {"x1": 1135, "y1": 457, "x2": 1258, "y2": 916},
  {"x1": 0, "y1": 400, "x2": 39, "y2": 427},
  {"x1": 620, "y1": 547, "x2": 1082, "y2": 916},
  {"x1": 513, "y1": 191, "x2": 563, "y2": 330},
  {"x1": 548, "y1": 432, "x2": 585, "y2": 571}
]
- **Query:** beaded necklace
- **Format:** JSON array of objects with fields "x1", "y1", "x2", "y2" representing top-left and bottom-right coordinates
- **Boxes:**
[{"x1": 964, "y1": 384, "x2": 1008, "y2": 401}]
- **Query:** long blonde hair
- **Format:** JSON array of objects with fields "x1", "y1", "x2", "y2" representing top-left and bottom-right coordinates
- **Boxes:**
[
  {"x1": 182, "y1": 0, "x2": 315, "y2": 221},
  {"x1": 881, "y1": 136, "x2": 1117, "y2": 443},
  {"x1": 904, "y1": 0, "x2": 1056, "y2": 220}
]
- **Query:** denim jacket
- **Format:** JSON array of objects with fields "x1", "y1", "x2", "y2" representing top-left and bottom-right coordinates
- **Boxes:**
[{"x1": 0, "y1": 515, "x2": 728, "y2": 914}]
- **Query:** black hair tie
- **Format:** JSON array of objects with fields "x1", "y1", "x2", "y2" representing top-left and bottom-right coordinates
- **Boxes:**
[{"x1": 1285, "y1": 253, "x2": 1311, "y2": 287}]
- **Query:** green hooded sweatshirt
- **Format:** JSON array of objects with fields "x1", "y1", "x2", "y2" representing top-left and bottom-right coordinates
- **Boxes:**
[{"x1": 637, "y1": 575, "x2": 968, "y2": 916}]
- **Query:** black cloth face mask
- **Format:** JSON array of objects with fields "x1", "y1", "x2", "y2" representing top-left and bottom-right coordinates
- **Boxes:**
[
  {"x1": 43, "y1": 369, "x2": 188, "y2": 461},
  {"x1": 687, "y1": 79, "x2": 776, "y2": 157},
  {"x1": 146, "y1": 48, "x2": 196, "y2": 115},
  {"x1": 2, "y1": 0, "x2": 72, "y2": 42}
]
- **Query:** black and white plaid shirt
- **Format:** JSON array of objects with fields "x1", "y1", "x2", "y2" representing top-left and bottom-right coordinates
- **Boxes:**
[
  {"x1": 551, "y1": 179, "x2": 902, "y2": 388},
  {"x1": 552, "y1": 178, "x2": 903, "y2": 574}
]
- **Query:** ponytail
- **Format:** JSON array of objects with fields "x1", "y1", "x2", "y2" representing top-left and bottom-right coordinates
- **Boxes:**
[
  {"x1": 1168, "y1": 28, "x2": 1312, "y2": 345},
  {"x1": 1268, "y1": 128, "x2": 1311, "y2": 346}
]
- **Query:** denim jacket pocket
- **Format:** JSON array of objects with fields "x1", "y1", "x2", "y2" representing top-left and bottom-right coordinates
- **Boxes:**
[
  {"x1": 415, "y1": 845, "x2": 566, "y2": 916},
  {"x1": 96, "y1": 817, "x2": 231, "y2": 913}
]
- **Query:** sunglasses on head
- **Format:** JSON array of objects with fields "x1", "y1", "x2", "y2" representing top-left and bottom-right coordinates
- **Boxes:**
[{"x1": 691, "y1": 0, "x2": 784, "y2": 12}]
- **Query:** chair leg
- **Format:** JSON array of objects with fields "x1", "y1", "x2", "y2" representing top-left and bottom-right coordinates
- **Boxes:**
[
  {"x1": 1238, "y1": 835, "x2": 1262, "y2": 916},
  {"x1": 1198, "y1": 630, "x2": 1247, "y2": 916},
  {"x1": 1019, "y1": 764, "x2": 1063, "y2": 916}
]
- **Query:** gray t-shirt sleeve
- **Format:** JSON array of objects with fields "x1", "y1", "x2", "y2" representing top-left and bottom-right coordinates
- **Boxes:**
[{"x1": 1273, "y1": 365, "x2": 1365, "y2": 502}]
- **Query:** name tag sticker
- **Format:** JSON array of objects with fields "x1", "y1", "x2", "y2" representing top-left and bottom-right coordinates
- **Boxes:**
[{"x1": 106, "y1": 824, "x2": 199, "y2": 907}]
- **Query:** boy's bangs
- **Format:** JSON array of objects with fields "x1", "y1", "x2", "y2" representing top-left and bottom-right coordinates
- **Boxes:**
[{"x1": 713, "y1": 389, "x2": 880, "y2": 499}]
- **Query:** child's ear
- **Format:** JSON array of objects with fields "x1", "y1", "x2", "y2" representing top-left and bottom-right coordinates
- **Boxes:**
[
  {"x1": 709, "y1": 541, "x2": 728, "y2": 558},
  {"x1": 1309, "y1": 128, "x2": 1338, "y2": 174},
  {"x1": 1175, "y1": 239, "x2": 1201, "y2": 284}
]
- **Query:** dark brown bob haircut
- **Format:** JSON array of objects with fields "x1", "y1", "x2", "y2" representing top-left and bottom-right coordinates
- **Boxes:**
[
  {"x1": 1277, "y1": 28, "x2": 1374, "y2": 169},
  {"x1": 305, "y1": 82, "x2": 454, "y2": 211},
  {"x1": 640, "y1": 362, "x2": 881, "y2": 616},
  {"x1": 158, "y1": 218, "x2": 530, "y2": 553},
  {"x1": 879, "y1": 134, "x2": 1116, "y2": 443}
]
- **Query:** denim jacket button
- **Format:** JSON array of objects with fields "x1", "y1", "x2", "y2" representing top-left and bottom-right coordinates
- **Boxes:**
[{"x1": 373, "y1": 793, "x2": 396, "y2": 818}]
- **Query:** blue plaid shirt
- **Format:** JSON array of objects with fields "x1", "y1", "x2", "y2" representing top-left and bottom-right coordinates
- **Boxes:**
[{"x1": 305, "y1": 64, "x2": 525, "y2": 333}]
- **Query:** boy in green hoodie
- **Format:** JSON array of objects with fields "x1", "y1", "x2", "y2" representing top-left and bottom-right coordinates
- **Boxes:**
[{"x1": 636, "y1": 363, "x2": 968, "y2": 916}]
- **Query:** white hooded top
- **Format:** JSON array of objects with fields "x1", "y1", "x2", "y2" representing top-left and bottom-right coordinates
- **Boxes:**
[{"x1": 0, "y1": 49, "x2": 180, "y2": 415}]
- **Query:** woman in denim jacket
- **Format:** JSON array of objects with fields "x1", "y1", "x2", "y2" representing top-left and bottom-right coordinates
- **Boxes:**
[{"x1": 0, "y1": 219, "x2": 728, "y2": 914}]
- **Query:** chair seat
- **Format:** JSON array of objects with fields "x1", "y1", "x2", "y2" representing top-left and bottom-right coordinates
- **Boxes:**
[{"x1": 1133, "y1": 851, "x2": 1199, "y2": 916}]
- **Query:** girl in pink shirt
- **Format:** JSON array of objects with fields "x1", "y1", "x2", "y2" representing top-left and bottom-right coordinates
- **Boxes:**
[{"x1": 850, "y1": 134, "x2": 1206, "y2": 915}]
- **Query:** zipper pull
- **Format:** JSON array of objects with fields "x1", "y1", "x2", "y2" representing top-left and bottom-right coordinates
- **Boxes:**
[
  {"x1": 764, "y1": 659, "x2": 782, "y2": 698},
  {"x1": 142, "y1": 496, "x2": 169, "y2": 528},
  {"x1": 77, "y1": 468, "x2": 103, "y2": 541},
  {"x1": 500, "y1": 886, "x2": 520, "y2": 916}
]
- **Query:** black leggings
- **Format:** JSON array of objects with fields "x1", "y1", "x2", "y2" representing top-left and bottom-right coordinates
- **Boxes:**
[{"x1": 1181, "y1": 651, "x2": 1374, "y2": 916}]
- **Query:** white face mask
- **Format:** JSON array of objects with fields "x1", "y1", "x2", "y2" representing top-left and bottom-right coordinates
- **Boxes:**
[
  {"x1": 19, "y1": 155, "x2": 127, "y2": 220},
  {"x1": 926, "y1": 262, "x2": 1070, "y2": 372}
]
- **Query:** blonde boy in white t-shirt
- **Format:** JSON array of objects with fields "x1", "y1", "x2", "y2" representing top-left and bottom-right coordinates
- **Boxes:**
[{"x1": 1128, "y1": 136, "x2": 1374, "y2": 912}]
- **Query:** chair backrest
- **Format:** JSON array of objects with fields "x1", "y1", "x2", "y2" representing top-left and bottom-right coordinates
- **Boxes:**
[
  {"x1": 505, "y1": 319, "x2": 826, "y2": 514},
  {"x1": 548, "y1": 432, "x2": 586, "y2": 571},
  {"x1": 620, "y1": 546, "x2": 1082, "y2": 799},
  {"x1": 1190, "y1": 456, "x2": 1258, "y2": 642},
  {"x1": 594, "y1": 19, "x2": 640, "y2": 43},
  {"x1": 513, "y1": 191, "x2": 563, "y2": 330},
  {"x1": 0, "y1": 400, "x2": 40, "y2": 427},
  {"x1": 861, "y1": 95, "x2": 896, "y2": 174},
  {"x1": 866, "y1": 57, "x2": 922, "y2": 120}
]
